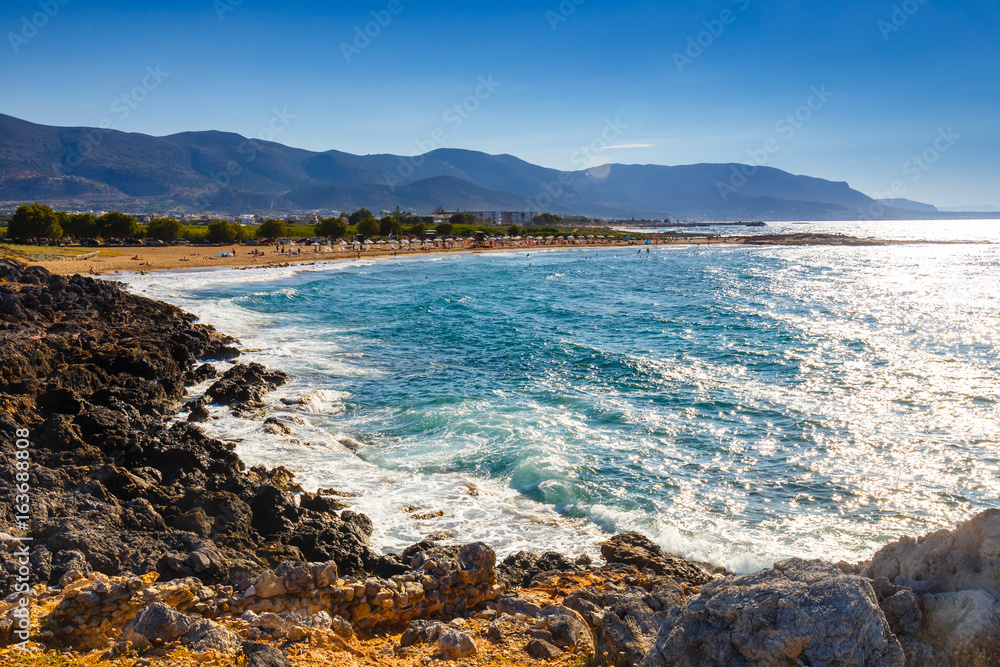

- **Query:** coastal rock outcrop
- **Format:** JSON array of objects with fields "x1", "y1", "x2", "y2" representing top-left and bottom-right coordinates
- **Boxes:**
[
  {"x1": 865, "y1": 509, "x2": 1000, "y2": 597},
  {"x1": 207, "y1": 362, "x2": 290, "y2": 414},
  {"x1": 498, "y1": 550, "x2": 581, "y2": 589},
  {"x1": 864, "y1": 510, "x2": 1000, "y2": 659},
  {"x1": 231, "y1": 541, "x2": 502, "y2": 631},
  {"x1": 0, "y1": 261, "x2": 377, "y2": 596},
  {"x1": 584, "y1": 578, "x2": 684, "y2": 666},
  {"x1": 641, "y1": 558, "x2": 905, "y2": 667},
  {"x1": 601, "y1": 533, "x2": 712, "y2": 585}
]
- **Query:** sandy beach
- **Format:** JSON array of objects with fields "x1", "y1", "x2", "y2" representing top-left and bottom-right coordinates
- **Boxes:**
[{"x1": 22, "y1": 233, "x2": 895, "y2": 276}]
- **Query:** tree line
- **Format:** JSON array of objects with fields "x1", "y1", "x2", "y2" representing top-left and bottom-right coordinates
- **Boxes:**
[{"x1": 2, "y1": 204, "x2": 573, "y2": 246}]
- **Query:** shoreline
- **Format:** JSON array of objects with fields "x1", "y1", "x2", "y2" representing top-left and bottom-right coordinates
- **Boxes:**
[
  {"x1": 18, "y1": 232, "x2": 932, "y2": 277},
  {"x1": 1, "y1": 259, "x2": 998, "y2": 666}
]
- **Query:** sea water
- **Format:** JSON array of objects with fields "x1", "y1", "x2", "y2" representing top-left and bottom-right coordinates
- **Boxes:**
[{"x1": 118, "y1": 221, "x2": 1000, "y2": 573}]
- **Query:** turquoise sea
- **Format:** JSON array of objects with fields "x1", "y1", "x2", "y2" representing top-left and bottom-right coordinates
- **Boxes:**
[{"x1": 120, "y1": 220, "x2": 1000, "y2": 572}]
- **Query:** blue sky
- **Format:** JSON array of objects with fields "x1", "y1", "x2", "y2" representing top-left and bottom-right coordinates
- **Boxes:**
[{"x1": 2, "y1": 0, "x2": 998, "y2": 207}]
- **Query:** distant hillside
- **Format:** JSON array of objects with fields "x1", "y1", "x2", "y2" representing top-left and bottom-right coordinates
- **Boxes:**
[
  {"x1": 876, "y1": 198, "x2": 938, "y2": 213},
  {"x1": 0, "y1": 113, "x2": 964, "y2": 220},
  {"x1": 285, "y1": 176, "x2": 538, "y2": 213}
]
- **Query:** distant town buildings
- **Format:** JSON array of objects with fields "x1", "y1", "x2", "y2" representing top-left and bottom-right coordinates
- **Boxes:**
[
  {"x1": 431, "y1": 211, "x2": 537, "y2": 226},
  {"x1": 467, "y1": 211, "x2": 537, "y2": 225}
]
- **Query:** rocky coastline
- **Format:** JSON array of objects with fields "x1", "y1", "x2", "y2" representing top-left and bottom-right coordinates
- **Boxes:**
[{"x1": 0, "y1": 259, "x2": 998, "y2": 666}]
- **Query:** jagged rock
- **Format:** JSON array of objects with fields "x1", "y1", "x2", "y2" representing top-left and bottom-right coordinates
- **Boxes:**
[
  {"x1": 436, "y1": 627, "x2": 477, "y2": 660},
  {"x1": 121, "y1": 602, "x2": 192, "y2": 651},
  {"x1": 539, "y1": 604, "x2": 594, "y2": 652},
  {"x1": 865, "y1": 509, "x2": 1000, "y2": 597},
  {"x1": 264, "y1": 417, "x2": 292, "y2": 435},
  {"x1": 400, "y1": 619, "x2": 445, "y2": 647},
  {"x1": 254, "y1": 570, "x2": 287, "y2": 599},
  {"x1": 187, "y1": 402, "x2": 210, "y2": 423},
  {"x1": 601, "y1": 533, "x2": 710, "y2": 585},
  {"x1": 186, "y1": 618, "x2": 241, "y2": 654},
  {"x1": 207, "y1": 363, "x2": 289, "y2": 412},
  {"x1": 496, "y1": 596, "x2": 542, "y2": 618},
  {"x1": 486, "y1": 619, "x2": 505, "y2": 642},
  {"x1": 173, "y1": 508, "x2": 214, "y2": 538},
  {"x1": 642, "y1": 558, "x2": 905, "y2": 667},
  {"x1": 329, "y1": 614, "x2": 354, "y2": 638},
  {"x1": 575, "y1": 578, "x2": 684, "y2": 666},
  {"x1": 300, "y1": 492, "x2": 349, "y2": 514},
  {"x1": 921, "y1": 590, "x2": 1000, "y2": 643},
  {"x1": 185, "y1": 363, "x2": 218, "y2": 385},
  {"x1": 242, "y1": 641, "x2": 292, "y2": 667},
  {"x1": 499, "y1": 550, "x2": 579, "y2": 589},
  {"x1": 311, "y1": 561, "x2": 339, "y2": 588},
  {"x1": 881, "y1": 588, "x2": 922, "y2": 636},
  {"x1": 527, "y1": 638, "x2": 563, "y2": 659},
  {"x1": 274, "y1": 560, "x2": 315, "y2": 594}
]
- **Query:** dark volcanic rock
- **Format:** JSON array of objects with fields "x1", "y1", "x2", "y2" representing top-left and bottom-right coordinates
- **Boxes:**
[
  {"x1": 499, "y1": 550, "x2": 580, "y2": 589},
  {"x1": 0, "y1": 261, "x2": 381, "y2": 591},
  {"x1": 242, "y1": 641, "x2": 292, "y2": 667},
  {"x1": 207, "y1": 363, "x2": 289, "y2": 413},
  {"x1": 601, "y1": 533, "x2": 711, "y2": 585}
]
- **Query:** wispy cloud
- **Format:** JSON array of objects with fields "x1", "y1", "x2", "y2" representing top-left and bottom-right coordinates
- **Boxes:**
[{"x1": 597, "y1": 143, "x2": 654, "y2": 150}]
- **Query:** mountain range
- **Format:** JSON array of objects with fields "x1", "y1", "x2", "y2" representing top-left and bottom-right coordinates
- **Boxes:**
[{"x1": 0, "y1": 113, "x2": 988, "y2": 221}]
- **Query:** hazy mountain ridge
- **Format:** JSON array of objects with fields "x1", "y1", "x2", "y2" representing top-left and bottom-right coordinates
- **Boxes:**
[{"x1": 0, "y1": 113, "x2": 958, "y2": 220}]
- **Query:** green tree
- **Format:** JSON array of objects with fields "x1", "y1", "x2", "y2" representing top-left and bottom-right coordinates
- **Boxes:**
[
  {"x1": 257, "y1": 219, "x2": 288, "y2": 240},
  {"x1": 450, "y1": 212, "x2": 476, "y2": 226},
  {"x1": 315, "y1": 217, "x2": 347, "y2": 239},
  {"x1": 182, "y1": 227, "x2": 207, "y2": 244},
  {"x1": 63, "y1": 213, "x2": 98, "y2": 240},
  {"x1": 507, "y1": 224, "x2": 523, "y2": 237},
  {"x1": 97, "y1": 211, "x2": 140, "y2": 239},
  {"x1": 407, "y1": 221, "x2": 426, "y2": 239},
  {"x1": 379, "y1": 216, "x2": 403, "y2": 238},
  {"x1": 7, "y1": 203, "x2": 63, "y2": 243},
  {"x1": 206, "y1": 220, "x2": 246, "y2": 244},
  {"x1": 349, "y1": 208, "x2": 374, "y2": 226},
  {"x1": 356, "y1": 217, "x2": 379, "y2": 239},
  {"x1": 147, "y1": 218, "x2": 185, "y2": 242},
  {"x1": 435, "y1": 222, "x2": 454, "y2": 237},
  {"x1": 532, "y1": 213, "x2": 563, "y2": 225}
]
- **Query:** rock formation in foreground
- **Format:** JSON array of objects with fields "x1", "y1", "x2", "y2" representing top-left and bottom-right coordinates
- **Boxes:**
[{"x1": 1, "y1": 260, "x2": 998, "y2": 666}]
